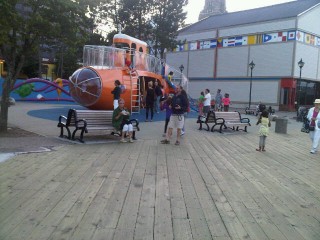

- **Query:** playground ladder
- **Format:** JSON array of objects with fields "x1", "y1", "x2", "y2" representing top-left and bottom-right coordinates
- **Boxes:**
[{"x1": 128, "y1": 69, "x2": 141, "y2": 114}]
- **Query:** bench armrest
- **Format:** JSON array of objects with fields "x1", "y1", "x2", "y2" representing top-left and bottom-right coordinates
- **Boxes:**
[
  {"x1": 240, "y1": 117, "x2": 250, "y2": 123},
  {"x1": 129, "y1": 118, "x2": 140, "y2": 131},
  {"x1": 215, "y1": 117, "x2": 225, "y2": 124},
  {"x1": 58, "y1": 115, "x2": 67, "y2": 126}
]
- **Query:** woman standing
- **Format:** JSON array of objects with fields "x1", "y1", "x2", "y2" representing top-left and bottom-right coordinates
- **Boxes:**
[
  {"x1": 111, "y1": 80, "x2": 121, "y2": 109},
  {"x1": 307, "y1": 99, "x2": 320, "y2": 154},
  {"x1": 145, "y1": 81, "x2": 155, "y2": 121}
]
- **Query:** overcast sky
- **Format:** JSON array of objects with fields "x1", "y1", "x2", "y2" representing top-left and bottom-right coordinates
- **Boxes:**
[{"x1": 185, "y1": 0, "x2": 295, "y2": 24}]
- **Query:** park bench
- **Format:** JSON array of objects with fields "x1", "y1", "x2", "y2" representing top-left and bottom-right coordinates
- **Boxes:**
[
  {"x1": 197, "y1": 111, "x2": 250, "y2": 133},
  {"x1": 245, "y1": 107, "x2": 256, "y2": 115},
  {"x1": 57, "y1": 109, "x2": 139, "y2": 142}
]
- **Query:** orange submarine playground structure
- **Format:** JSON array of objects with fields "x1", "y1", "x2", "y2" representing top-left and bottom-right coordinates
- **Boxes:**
[{"x1": 68, "y1": 30, "x2": 188, "y2": 112}]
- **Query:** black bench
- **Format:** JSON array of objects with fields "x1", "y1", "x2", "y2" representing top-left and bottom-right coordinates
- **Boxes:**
[
  {"x1": 58, "y1": 109, "x2": 139, "y2": 142},
  {"x1": 197, "y1": 111, "x2": 250, "y2": 133},
  {"x1": 245, "y1": 107, "x2": 256, "y2": 115}
]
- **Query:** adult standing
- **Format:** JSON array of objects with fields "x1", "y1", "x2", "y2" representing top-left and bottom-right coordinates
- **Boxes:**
[
  {"x1": 203, "y1": 89, "x2": 211, "y2": 114},
  {"x1": 161, "y1": 85, "x2": 187, "y2": 145},
  {"x1": 154, "y1": 81, "x2": 162, "y2": 113},
  {"x1": 145, "y1": 81, "x2": 155, "y2": 121},
  {"x1": 111, "y1": 80, "x2": 121, "y2": 109},
  {"x1": 215, "y1": 89, "x2": 223, "y2": 111},
  {"x1": 307, "y1": 99, "x2": 320, "y2": 154}
]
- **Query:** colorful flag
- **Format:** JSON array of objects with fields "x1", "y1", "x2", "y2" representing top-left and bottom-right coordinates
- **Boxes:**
[
  {"x1": 287, "y1": 31, "x2": 296, "y2": 40},
  {"x1": 305, "y1": 34, "x2": 311, "y2": 44},
  {"x1": 263, "y1": 32, "x2": 287, "y2": 43},
  {"x1": 247, "y1": 35, "x2": 256, "y2": 45},
  {"x1": 296, "y1": 31, "x2": 304, "y2": 42},
  {"x1": 189, "y1": 42, "x2": 197, "y2": 50},
  {"x1": 200, "y1": 41, "x2": 211, "y2": 49},
  {"x1": 210, "y1": 40, "x2": 217, "y2": 48},
  {"x1": 217, "y1": 38, "x2": 223, "y2": 48},
  {"x1": 256, "y1": 34, "x2": 263, "y2": 44},
  {"x1": 235, "y1": 36, "x2": 248, "y2": 46},
  {"x1": 310, "y1": 35, "x2": 315, "y2": 45},
  {"x1": 184, "y1": 43, "x2": 189, "y2": 51}
]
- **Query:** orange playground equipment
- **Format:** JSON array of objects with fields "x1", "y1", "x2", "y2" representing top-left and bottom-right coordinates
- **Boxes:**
[{"x1": 69, "y1": 32, "x2": 188, "y2": 112}]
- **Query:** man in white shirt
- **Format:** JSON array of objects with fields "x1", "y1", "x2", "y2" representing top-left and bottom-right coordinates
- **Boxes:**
[{"x1": 203, "y1": 89, "x2": 211, "y2": 114}]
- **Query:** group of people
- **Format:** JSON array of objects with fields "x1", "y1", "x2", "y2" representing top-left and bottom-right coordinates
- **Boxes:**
[
  {"x1": 111, "y1": 79, "x2": 189, "y2": 145},
  {"x1": 198, "y1": 89, "x2": 231, "y2": 116},
  {"x1": 144, "y1": 81, "x2": 163, "y2": 122},
  {"x1": 111, "y1": 79, "x2": 320, "y2": 154}
]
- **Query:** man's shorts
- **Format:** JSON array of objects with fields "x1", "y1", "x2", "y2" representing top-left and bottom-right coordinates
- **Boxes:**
[
  {"x1": 203, "y1": 105, "x2": 210, "y2": 114},
  {"x1": 168, "y1": 115, "x2": 184, "y2": 129}
]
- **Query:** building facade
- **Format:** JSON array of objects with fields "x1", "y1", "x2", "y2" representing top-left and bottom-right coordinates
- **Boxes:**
[
  {"x1": 198, "y1": 0, "x2": 227, "y2": 20},
  {"x1": 167, "y1": 0, "x2": 320, "y2": 111}
]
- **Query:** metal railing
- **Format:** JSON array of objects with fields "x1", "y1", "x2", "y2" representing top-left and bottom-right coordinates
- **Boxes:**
[{"x1": 82, "y1": 45, "x2": 188, "y2": 91}]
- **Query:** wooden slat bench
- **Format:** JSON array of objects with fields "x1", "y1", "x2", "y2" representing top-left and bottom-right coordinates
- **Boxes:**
[
  {"x1": 57, "y1": 109, "x2": 139, "y2": 142},
  {"x1": 197, "y1": 111, "x2": 250, "y2": 133}
]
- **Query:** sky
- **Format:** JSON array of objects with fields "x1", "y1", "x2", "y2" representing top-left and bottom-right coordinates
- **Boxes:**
[{"x1": 185, "y1": 0, "x2": 296, "y2": 24}]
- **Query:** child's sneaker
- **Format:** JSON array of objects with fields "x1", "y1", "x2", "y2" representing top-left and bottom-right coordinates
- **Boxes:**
[
  {"x1": 120, "y1": 139, "x2": 127, "y2": 143},
  {"x1": 129, "y1": 138, "x2": 134, "y2": 143}
]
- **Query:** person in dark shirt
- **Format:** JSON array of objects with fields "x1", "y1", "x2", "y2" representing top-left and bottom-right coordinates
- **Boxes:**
[
  {"x1": 154, "y1": 81, "x2": 162, "y2": 113},
  {"x1": 160, "y1": 85, "x2": 187, "y2": 145},
  {"x1": 111, "y1": 80, "x2": 121, "y2": 109},
  {"x1": 145, "y1": 81, "x2": 155, "y2": 121}
]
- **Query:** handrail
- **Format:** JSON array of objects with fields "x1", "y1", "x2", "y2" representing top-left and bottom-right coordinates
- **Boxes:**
[{"x1": 82, "y1": 45, "x2": 188, "y2": 91}]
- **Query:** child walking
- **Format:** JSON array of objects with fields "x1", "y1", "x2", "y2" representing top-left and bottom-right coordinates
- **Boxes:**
[{"x1": 256, "y1": 110, "x2": 271, "y2": 152}]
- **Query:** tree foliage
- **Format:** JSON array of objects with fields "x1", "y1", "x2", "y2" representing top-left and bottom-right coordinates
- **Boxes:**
[
  {"x1": 151, "y1": 0, "x2": 188, "y2": 57},
  {"x1": 0, "y1": 0, "x2": 95, "y2": 132}
]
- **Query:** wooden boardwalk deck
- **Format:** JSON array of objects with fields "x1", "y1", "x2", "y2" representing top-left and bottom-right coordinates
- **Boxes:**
[{"x1": 0, "y1": 119, "x2": 319, "y2": 240}]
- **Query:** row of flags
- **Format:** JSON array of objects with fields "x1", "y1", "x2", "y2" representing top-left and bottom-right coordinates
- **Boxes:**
[{"x1": 175, "y1": 30, "x2": 320, "y2": 51}]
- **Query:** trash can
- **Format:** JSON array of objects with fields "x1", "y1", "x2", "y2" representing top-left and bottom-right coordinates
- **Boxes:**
[{"x1": 275, "y1": 118, "x2": 288, "y2": 134}]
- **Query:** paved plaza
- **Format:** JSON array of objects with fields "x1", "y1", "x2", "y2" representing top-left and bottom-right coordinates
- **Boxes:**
[{"x1": 0, "y1": 102, "x2": 319, "y2": 240}]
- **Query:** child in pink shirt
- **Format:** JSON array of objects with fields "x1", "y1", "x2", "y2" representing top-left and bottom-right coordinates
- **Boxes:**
[{"x1": 222, "y1": 93, "x2": 230, "y2": 112}]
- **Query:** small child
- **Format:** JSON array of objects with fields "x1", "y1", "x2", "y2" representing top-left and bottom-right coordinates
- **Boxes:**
[
  {"x1": 256, "y1": 110, "x2": 271, "y2": 152},
  {"x1": 198, "y1": 91, "x2": 205, "y2": 116},
  {"x1": 222, "y1": 93, "x2": 230, "y2": 112},
  {"x1": 161, "y1": 96, "x2": 173, "y2": 137}
]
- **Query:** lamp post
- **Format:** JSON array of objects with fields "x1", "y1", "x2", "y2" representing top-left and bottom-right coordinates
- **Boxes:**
[
  {"x1": 297, "y1": 58, "x2": 305, "y2": 108},
  {"x1": 248, "y1": 60, "x2": 255, "y2": 109},
  {"x1": 179, "y1": 64, "x2": 184, "y2": 85}
]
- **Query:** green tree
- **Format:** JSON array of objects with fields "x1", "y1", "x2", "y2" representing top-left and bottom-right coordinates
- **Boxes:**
[
  {"x1": 117, "y1": 0, "x2": 154, "y2": 40},
  {"x1": 0, "y1": 0, "x2": 92, "y2": 132},
  {"x1": 151, "y1": 0, "x2": 188, "y2": 58}
]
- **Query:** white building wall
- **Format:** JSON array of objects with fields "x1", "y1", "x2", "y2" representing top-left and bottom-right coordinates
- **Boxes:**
[
  {"x1": 219, "y1": 19, "x2": 296, "y2": 37},
  {"x1": 188, "y1": 50, "x2": 215, "y2": 78},
  {"x1": 297, "y1": 5, "x2": 320, "y2": 35},
  {"x1": 188, "y1": 80, "x2": 279, "y2": 107},
  {"x1": 318, "y1": 51, "x2": 320, "y2": 80},
  {"x1": 217, "y1": 47, "x2": 249, "y2": 77},
  {"x1": 166, "y1": 52, "x2": 189, "y2": 76},
  {"x1": 249, "y1": 42, "x2": 294, "y2": 77},
  {"x1": 295, "y1": 42, "x2": 319, "y2": 80},
  {"x1": 177, "y1": 30, "x2": 217, "y2": 42}
]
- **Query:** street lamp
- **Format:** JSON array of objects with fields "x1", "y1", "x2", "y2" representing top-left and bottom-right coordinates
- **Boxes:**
[
  {"x1": 179, "y1": 64, "x2": 184, "y2": 85},
  {"x1": 297, "y1": 58, "x2": 305, "y2": 108},
  {"x1": 248, "y1": 60, "x2": 255, "y2": 109},
  {"x1": 179, "y1": 64, "x2": 184, "y2": 74}
]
